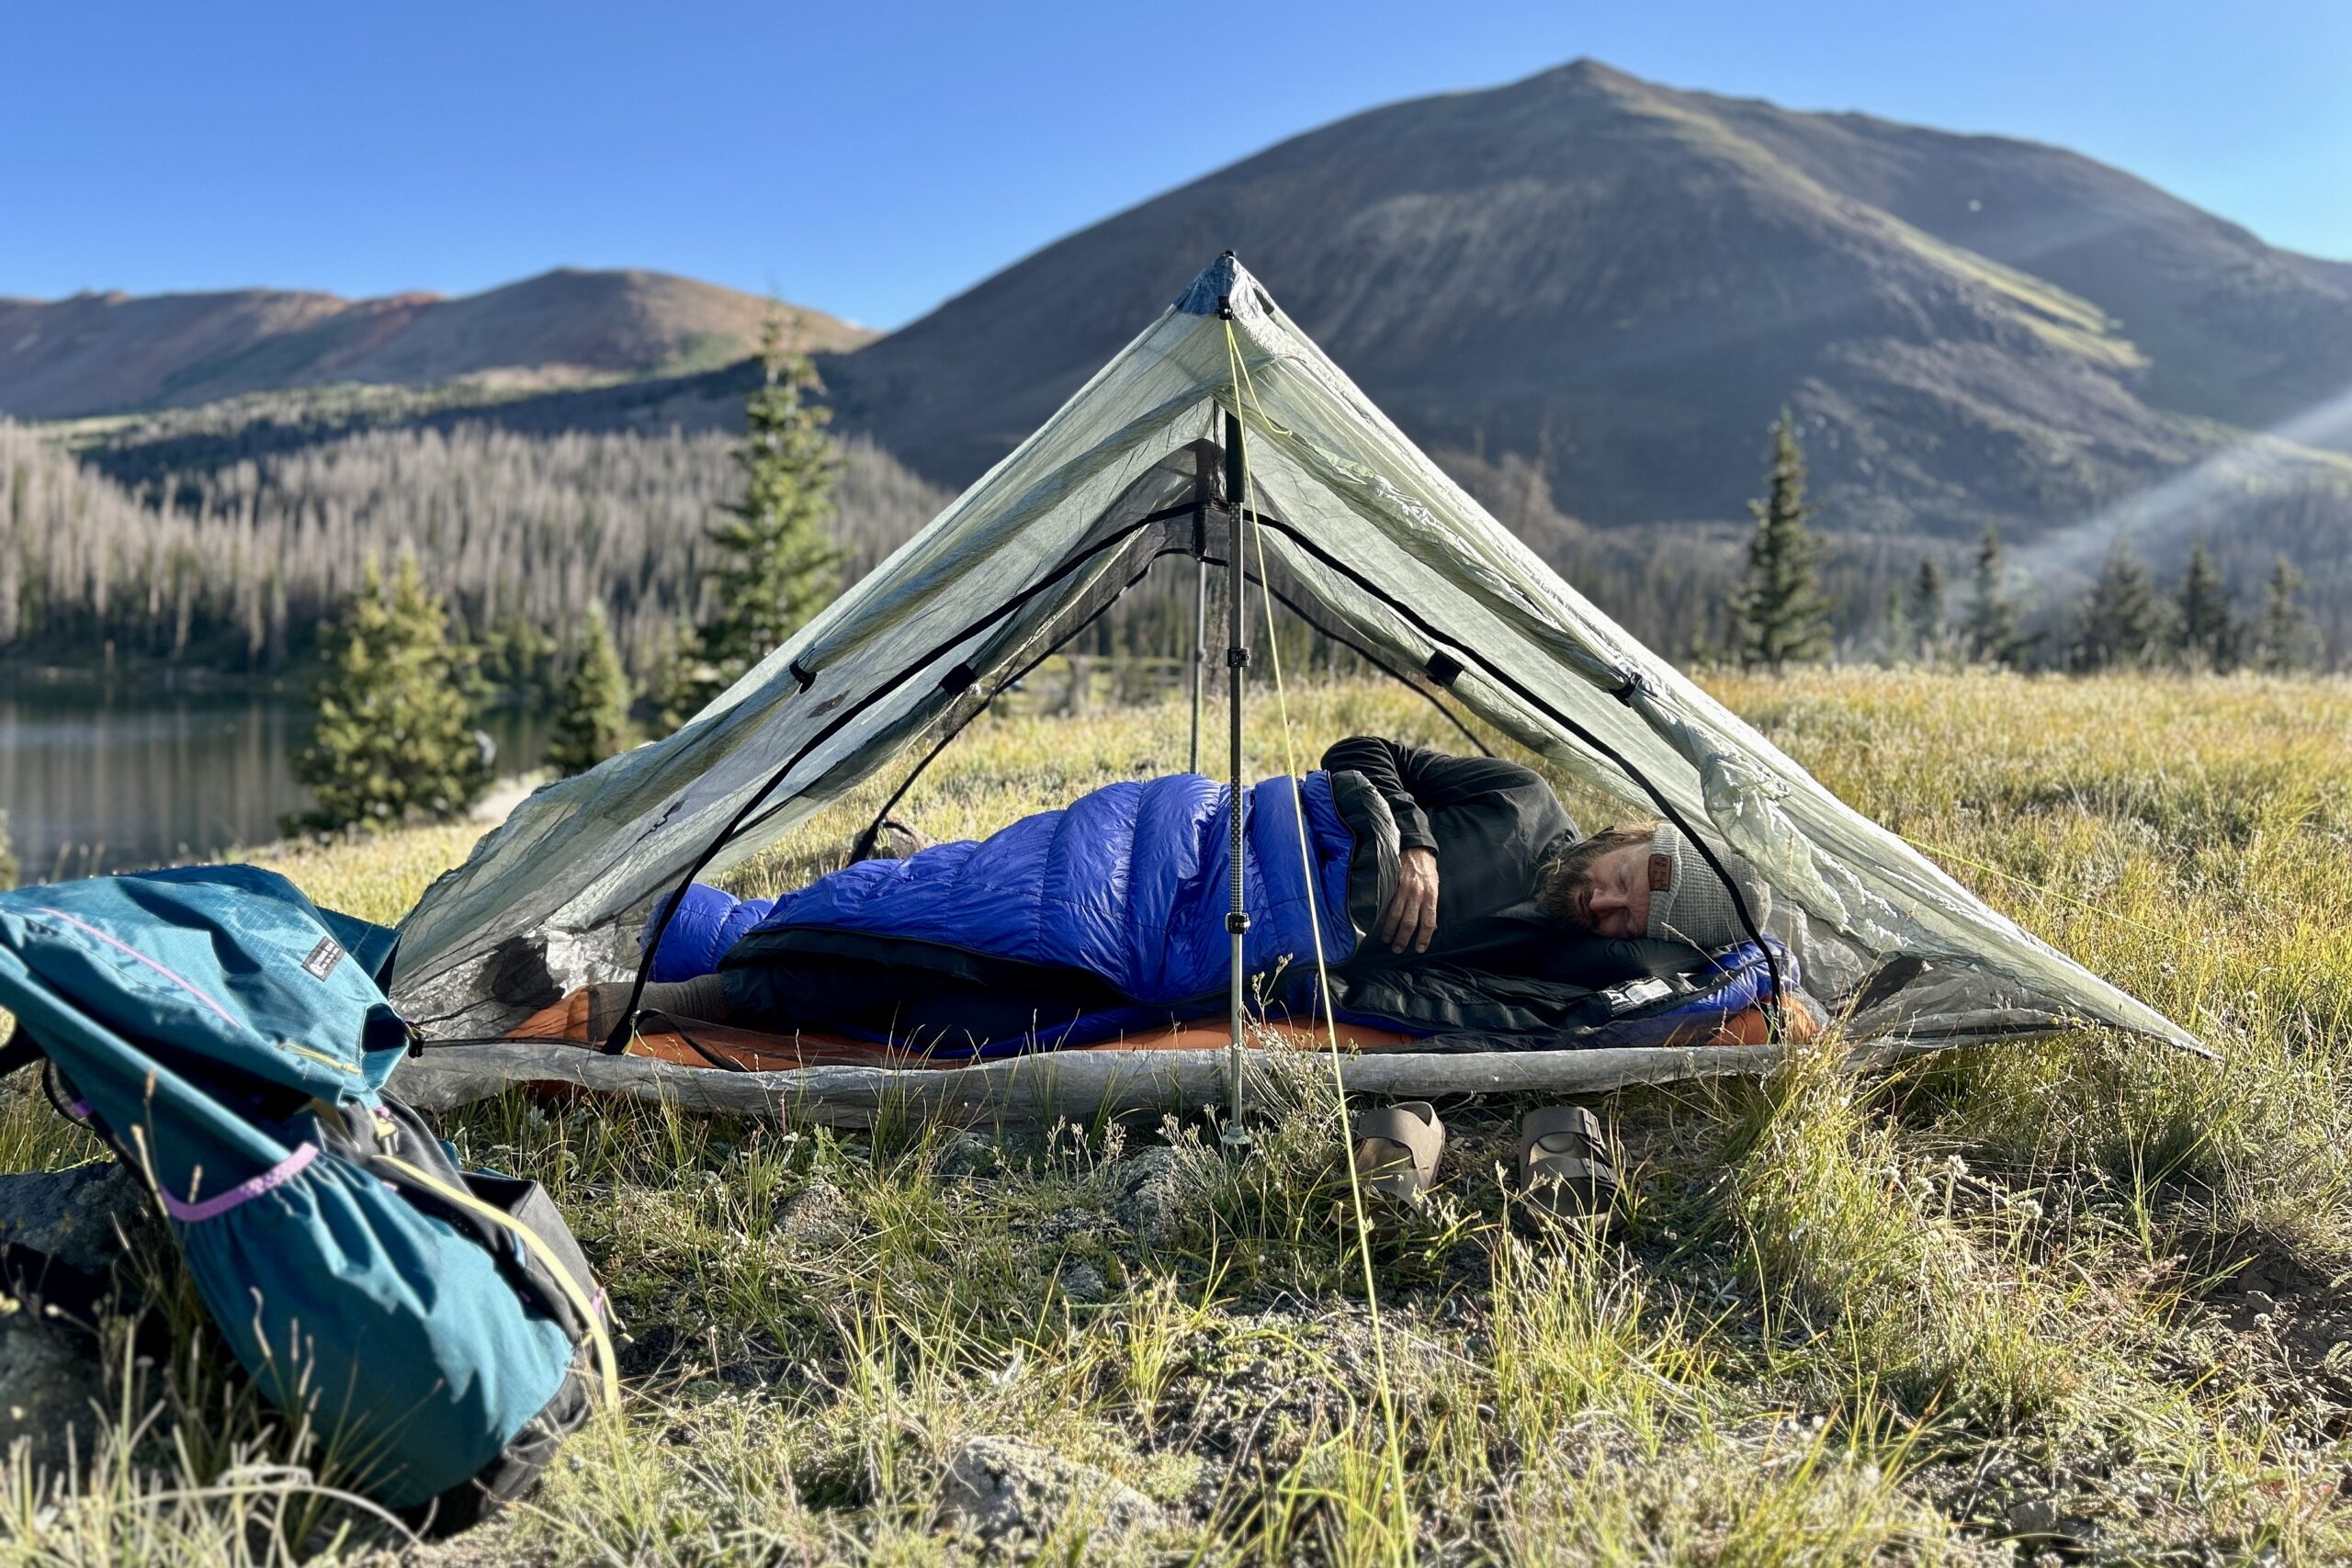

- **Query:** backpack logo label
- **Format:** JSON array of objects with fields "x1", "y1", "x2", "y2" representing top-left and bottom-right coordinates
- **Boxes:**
[{"x1": 300, "y1": 936, "x2": 345, "y2": 982}]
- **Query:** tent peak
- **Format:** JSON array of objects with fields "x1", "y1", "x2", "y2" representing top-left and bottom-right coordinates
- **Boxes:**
[{"x1": 1174, "y1": 252, "x2": 1273, "y2": 321}]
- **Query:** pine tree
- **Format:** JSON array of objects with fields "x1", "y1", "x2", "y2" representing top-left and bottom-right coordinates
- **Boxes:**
[
  {"x1": 2252, "y1": 555, "x2": 2320, "y2": 673},
  {"x1": 645, "y1": 611, "x2": 715, "y2": 736},
  {"x1": 1909, "y1": 556, "x2": 1946, "y2": 647},
  {"x1": 1966, "y1": 525, "x2": 2019, "y2": 668},
  {"x1": 698, "y1": 308, "x2": 842, "y2": 698},
  {"x1": 1879, "y1": 584, "x2": 1913, "y2": 667},
  {"x1": 2170, "y1": 539, "x2": 2238, "y2": 671},
  {"x1": 2073, "y1": 539, "x2": 2163, "y2": 671},
  {"x1": 545, "y1": 602, "x2": 632, "y2": 776},
  {"x1": 1731, "y1": 410, "x2": 1831, "y2": 670},
  {"x1": 288, "y1": 555, "x2": 489, "y2": 833}
]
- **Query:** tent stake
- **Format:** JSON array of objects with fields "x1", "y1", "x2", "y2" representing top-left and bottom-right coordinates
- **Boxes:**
[{"x1": 1221, "y1": 398, "x2": 1253, "y2": 1154}]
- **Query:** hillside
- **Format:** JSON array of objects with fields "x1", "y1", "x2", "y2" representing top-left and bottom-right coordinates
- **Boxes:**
[
  {"x1": 0, "y1": 268, "x2": 874, "y2": 418},
  {"x1": 822, "y1": 60, "x2": 2352, "y2": 570}
]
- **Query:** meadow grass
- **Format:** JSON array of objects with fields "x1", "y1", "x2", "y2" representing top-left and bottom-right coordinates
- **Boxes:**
[{"x1": 2, "y1": 668, "x2": 2349, "y2": 1564}]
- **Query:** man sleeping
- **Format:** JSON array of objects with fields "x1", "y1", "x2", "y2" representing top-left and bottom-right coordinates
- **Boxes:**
[{"x1": 589, "y1": 736, "x2": 1787, "y2": 1055}]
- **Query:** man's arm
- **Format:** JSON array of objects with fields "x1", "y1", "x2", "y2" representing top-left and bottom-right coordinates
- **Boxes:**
[
  {"x1": 1320, "y1": 737, "x2": 1557, "y2": 953},
  {"x1": 1319, "y1": 736, "x2": 1553, "y2": 852}
]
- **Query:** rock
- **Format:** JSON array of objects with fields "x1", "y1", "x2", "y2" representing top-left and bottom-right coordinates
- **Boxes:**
[
  {"x1": 2007, "y1": 1497, "x2": 2062, "y2": 1537},
  {"x1": 0, "y1": 1162, "x2": 148, "y2": 1274},
  {"x1": 854, "y1": 819, "x2": 933, "y2": 863},
  {"x1": 936, "y1": 1130, "x2": 1004, "y2": 1179},
  {"x1": 937, "y1": 1436, "x2": 1159, "y2": 1546},
  {"x1": 1058, "y1": 1261, "x2": 1107, "y2": 1304},
  {"x1": 0, "y1": 1313, "x2": 106, "y2": 1483},
  {"x1": 775, "y1": 1179, "x2": 854, "y2": 1245},
  {"x1": 1112, "y1": 1147, "x2": 1195, "y2": 1250}
]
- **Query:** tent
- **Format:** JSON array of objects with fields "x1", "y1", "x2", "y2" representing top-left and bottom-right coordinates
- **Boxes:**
[{"x1": 387, "y1": 253, "x2": 2197, "y2": 1117}]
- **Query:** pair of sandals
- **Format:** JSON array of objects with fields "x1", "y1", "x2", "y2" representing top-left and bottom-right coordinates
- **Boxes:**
[{"x1": 1350, "y1": 1101, "x2": 1620, "y2": 1222}]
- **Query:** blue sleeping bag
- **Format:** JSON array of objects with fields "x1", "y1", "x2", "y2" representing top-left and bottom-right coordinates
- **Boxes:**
[
  {"x1": 654, "y1": 772, "x2": 1362, "y2": 1003},
  {"x1": 646, "y1": 769, "x2": 1805, "y2": 1057}
]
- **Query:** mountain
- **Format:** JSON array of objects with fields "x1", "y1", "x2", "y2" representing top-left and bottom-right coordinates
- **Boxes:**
[
  {"x1": 824, "y1": 60, "x2": 2352, "y2": 570},
  {"x1": 0, "y1": 268, "x2": 874, "y2": 418}
]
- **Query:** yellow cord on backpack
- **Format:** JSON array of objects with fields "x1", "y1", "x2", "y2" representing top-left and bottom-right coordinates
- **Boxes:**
[{"x1": 374, "y1": 1155, "x2": 622, "y2": 1413}]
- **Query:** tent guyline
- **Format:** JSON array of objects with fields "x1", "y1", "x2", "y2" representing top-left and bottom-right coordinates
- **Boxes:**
[{"x1": 392, "y1": 248, "x2": 2200, "y2": 1085}]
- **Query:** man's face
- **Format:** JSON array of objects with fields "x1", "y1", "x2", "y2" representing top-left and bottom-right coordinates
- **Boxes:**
[{"x1": 1566, "y1": 843, "x2": 1653, "y2": 939}]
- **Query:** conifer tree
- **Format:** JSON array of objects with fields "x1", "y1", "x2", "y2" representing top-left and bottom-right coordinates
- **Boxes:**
[
  {"x1": 1965, "y1": 525, "x2": 2019, "y2": 668},
  {"x1": 1879, "y1": 584, "x2": 1913, "y2": 667},
  {"x1": 288, "y1": 555, "x2": 489, "y2": 833},
  {"x1": 1731, "y1": 410, "x2": 1831, "y2": 670},
  {"x1": 645, "y1": 611, "x2": 715, "y2": 736},
  {"x1": 2073, "y1": 539, "x2": 2162, "y2": 671},
  {"x1": 545, "y1": 602, "x2": 632, "y2": 776},
  {"x1": 1909, "y1": 555, "x2": 1946, "y2": 656},
  {"x1": 2170, "y1": 539, "x2": 2238, "y2": 671},
  {"x1": 2252, "y1": 555, "x2": 2320, "y2": 673},
  {"x1": 698, "y1": 308, "x2": 842, "y2": 699}
]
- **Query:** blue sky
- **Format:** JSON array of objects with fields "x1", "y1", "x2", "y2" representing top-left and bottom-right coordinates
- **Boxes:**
[{"x1": 5, "y1": 0, "x2": 2346, "y2": 330}]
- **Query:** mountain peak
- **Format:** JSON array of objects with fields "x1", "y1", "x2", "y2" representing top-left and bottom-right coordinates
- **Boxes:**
[{"x1": 828, "y1": 58, "x2": 2352, "y2": 578}]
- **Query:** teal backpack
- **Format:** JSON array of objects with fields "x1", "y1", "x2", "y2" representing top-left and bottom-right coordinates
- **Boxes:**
[{"x1": 0, "y1": 864, "x2": 614, "y2": 1533}]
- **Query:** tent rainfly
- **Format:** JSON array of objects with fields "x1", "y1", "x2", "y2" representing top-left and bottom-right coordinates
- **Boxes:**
[{"x1": 386, "y1": 253, "x2": 2198, "y2": 1119}]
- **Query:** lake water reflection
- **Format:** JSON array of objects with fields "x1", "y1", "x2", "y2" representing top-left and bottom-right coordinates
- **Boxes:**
[{"x1": 0, "y1": 681, "x2": 548, "y2": 880}]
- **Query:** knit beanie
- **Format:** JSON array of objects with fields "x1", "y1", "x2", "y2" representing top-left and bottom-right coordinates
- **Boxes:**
[{"x1": 1644, "y1": 824, "x2": 1772, "y2": 951}]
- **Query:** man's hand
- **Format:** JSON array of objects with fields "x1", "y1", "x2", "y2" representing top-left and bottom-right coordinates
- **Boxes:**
[{"x1": 1380, "y1": 846, "x2": 1440, "y2": 954}]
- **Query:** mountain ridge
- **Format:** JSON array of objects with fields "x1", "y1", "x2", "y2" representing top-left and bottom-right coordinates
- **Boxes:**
[{"x1": 0, "y1": 267, "x2": 873, "y2": 419}]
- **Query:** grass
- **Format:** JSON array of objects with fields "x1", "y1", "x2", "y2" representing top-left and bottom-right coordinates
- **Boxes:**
[{"x1": 3, "y1": 667, "x2": 2351, "y2": 1563}]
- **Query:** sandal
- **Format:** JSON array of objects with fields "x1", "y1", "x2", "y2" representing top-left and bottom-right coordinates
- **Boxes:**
[
  {"x1": 1517, "y1": 1105, "x2": 1620, "y2": 1222},
  {"x1": 1351, "y1": 1101, "x2": 1446, "y2": 1203}
]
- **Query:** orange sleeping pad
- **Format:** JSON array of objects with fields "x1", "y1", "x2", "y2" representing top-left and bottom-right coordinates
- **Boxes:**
[{"x1": 506, "y1": 987, "x2": 1805, "y2": 1072}]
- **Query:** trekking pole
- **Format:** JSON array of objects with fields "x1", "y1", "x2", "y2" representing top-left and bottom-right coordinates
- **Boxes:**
[
  {"x1": 1189, "y1": 558, "x2": 1208, "y2": 776},
  {"x1": 1220, "y1": 391, "x2": 1252, "y2": 1155}
]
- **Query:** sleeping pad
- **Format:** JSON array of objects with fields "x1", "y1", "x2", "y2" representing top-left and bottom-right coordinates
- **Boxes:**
[{"x1": 641, "y1": 768, "x2": 1806, "y2": 1057}]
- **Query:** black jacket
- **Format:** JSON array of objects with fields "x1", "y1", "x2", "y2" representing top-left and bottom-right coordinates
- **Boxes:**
[
  {"x1": 1320, "y1": 736, "x2": 1577, "y2": 973},
  {"x1": 1320, "y1": 736, "x2": 1705, "y2": 1033}
]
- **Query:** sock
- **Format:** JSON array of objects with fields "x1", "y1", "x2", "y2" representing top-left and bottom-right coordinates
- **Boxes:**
[{"x1": 637, "y1": 973, "x2": 733, "y2": 1024}]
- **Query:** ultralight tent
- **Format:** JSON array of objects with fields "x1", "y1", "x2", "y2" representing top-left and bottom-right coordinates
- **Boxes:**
[{"x1": 388, "y1": 254, "x2": 2198, "y2": 1122}]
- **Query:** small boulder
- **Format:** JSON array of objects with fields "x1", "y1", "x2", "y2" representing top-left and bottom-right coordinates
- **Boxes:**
[
  {"x1": 938, "y1": 1435, "x2": 1159, "y2": 1546},
  {"x1": 2007, "y1": 1496, "x2": 2062, "y2": 1538},
  {"x1": 775, "y1": 1179, "x2": 855, "y2": 1245},
  {"x1": 1112, "y1": 1147, "x2": 1195, "y2": 1250},
  {"x1": 0, "y1": 1313, "x2": 107, "y2": 1483},
  {"x1": 1057, "y1": 1260, "x2": 1107, "y2": 1304},
  {"x1": 936, "y1": 1129, "x2": 1004, "y2": 1179},
  {"x1": 0, "y1": 1161, "x2": 148, "y2": 1274}
]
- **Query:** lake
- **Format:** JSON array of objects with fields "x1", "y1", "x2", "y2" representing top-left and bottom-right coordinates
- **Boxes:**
[{"x1": 0, "y1": 681, "x2": 548, "y2": 882}]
